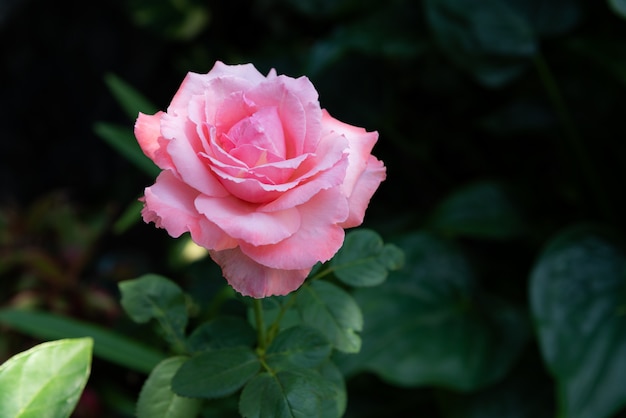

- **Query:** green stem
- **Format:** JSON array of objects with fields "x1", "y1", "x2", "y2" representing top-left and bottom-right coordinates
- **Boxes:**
[
  {"x1": 533, "y1": 53, "x2": 614, "y2": 223},
  {"x1": 253, "y1": 299, "x2": 267, "y2": 351}
]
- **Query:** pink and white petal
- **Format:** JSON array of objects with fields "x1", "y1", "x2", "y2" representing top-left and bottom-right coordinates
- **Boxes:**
[
  {"x1": 195, "y1": 195, "x2": 300, "y2": 245},
  {"x1": 207, "y1": 162, "x2": 293, "y2": 203},
  {"x1": 142, "y1": 171, "x2": 236, "y2": 250},
  {"x1": 259, "y1": 145, "x2": 348, "y2": 212},
  {"x1": 135, "y1": 111, "x2": 173, "y2": 170},
  {"x1": 339, "y1": 156, "x2": 386, "y2": 228},
  {"x1": 210, "y1": 248, "x2": 310, "y2": 298},
  {"x1": 161, "y1": 113, "x2": 229, "y2": 197},
  {"x1": 320, "y1": 110, "x2": 379, "y2": 196},
  {"x1": 242, "y1": 188, "x2": 349, "y2": 270}
]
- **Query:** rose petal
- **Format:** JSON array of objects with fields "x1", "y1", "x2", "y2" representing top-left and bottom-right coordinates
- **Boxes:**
[
  {"x1": 195, "y1": 195, "x2": 301, "y2": 245},
  {"x1": 241, "y1": 188, "x2": 348, "y2": 270},
  {"x1": 142, "y1": 171, "x2": 236, "y2": 250},
  {"x1": 209, "y1": 247, "x2": 310, "y2": 298},
  {"x1": 134, "y1": 111, "x2": 174, "y2": 170},
  {"x1": 161, "y1": 112, "x2": 229, "y2": 197},
  {"x1": 340, "y1": 155, "x2": 386, "y2": 228}
]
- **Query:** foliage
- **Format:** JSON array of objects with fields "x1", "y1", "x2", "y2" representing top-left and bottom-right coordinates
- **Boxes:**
[{"x1": 3, "y1": 0, "x2": 626, "y2": 416}]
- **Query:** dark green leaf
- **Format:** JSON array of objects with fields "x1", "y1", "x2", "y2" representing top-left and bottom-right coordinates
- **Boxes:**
[
  {"x1": 187, "y1": 316, "x2": 256, "y2": 353},
  {"x1": 336, "y1": 232, "x2": 528, "y2": 390},
  {"x1": 119, "y1": 274, "x2": 188, "y2": 352},
  {"x1": 331, "y1": 229, "x2": 404, "y2": 287},
  {"x1": 427, "y1": 181, "x2": 526, "y2": 239},
  {"x1": 609, "y1": 0, "x2": 626, "y2": 19},
  {"x1": 172, "y1": 347, "x2": 260, "y2": 399},
  {"x1": 266, "y1": 325, "x2": 331, "y2": 369},
  {"x1": 296, "y1": 281, "x2": 363, "y2": 353},
  {"x1": 424, "y1": 0, "x2": 536, "y2": 86},
  {"x1": 530, "y1": 227, "x2": 626, "y2": 418},
  {"x1": 0, "y1": 309, "x2": 165, "y2": 374},
  {"x1": 104, "y1": 73, "x2": 158, "y2": 119},
  {"x1": 137, "y1": 356, "x2": 202, "y2": 418},
  {"x1": 0, "y1": 338, "x2": 92, "y2": 418},
  {"x1": 318, "y1": 361, "x2": 347, "y2": 418},
  {"x1": 93, "y1": 122, "x2": 160, "y2": 177},
  {"x1": 239, "y1": 368, "x2": 337, "y2": 418}
]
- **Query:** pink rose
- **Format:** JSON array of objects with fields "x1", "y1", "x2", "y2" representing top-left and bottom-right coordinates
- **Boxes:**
[{"x1": 135, "y1": 61, "x2": 385, "y2": 298}]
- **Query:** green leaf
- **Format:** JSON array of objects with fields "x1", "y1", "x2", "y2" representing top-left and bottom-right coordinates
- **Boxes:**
[
  {"x1": 93, "y1": 122, "x2": 160, "y2": 177},
  {"x1": 239, "y1": 368, "x2": 337, "y2": 418},
  {"x1": 336, "y1": 232, "x2": 528, "y2": 390},
  {"x1": 187, "y1": 316, "x2": 256, "y2": 353},
  {"x1": 530, "y1": 227, "x2": 626, "y2": 418},
  {"x1": 137, "y1": 356, "x2": 202, "y2": 418},
  {"x1": 119, "y1": 274, "x2": 189, "y2": 352},
  {"x1": 0, "y1": 309, "x2": 165, "y2": 374},
  {"x1": 172, "y1": 347, "x2": 260, "y2": 399},
  {"x1": 112, "y1": 198, "x2": 144, "y2": 235},
  {"x1": 266, "y1": 325, "x2": 331, "y2": 369},
  {"x1": 609, "y1": 0, "x2": 626, "y2": 19},
  {"x1": 427, "y1": 180, "x2": 526, "y2": 240},
  {"x1": 104, "y1": 73, "x2": 158, "y2": 119},
  {"x1": 296, "y1": 281, "x2": 363, "y2": 353},
  {"x1": 331, "y1": 229, "x2": 404, "y2": 287},
  {"x1": 424, "y1": 0, "x2": 536, "y2": 86},
  {"x1": 318, "y1": 361, "x2": 347, "y2": 418},
  {"x1": 0, "y1": 338, "x2": 92, "y2": 418}
]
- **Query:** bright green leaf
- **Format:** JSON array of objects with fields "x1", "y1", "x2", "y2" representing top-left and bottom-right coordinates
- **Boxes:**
[
  {"x1": 172, "y1": 347, "x2": 260, "y2": 399},
  {"x1": 119, "y1": 274, "x2": 188, "y2": 352},
  {"x1": 93, "y1": 122, "x2": 160, "y2": 177},
  {"x1": 427, "y1": 180, "x2": 526, "y2": 239},
  {"x1": 104, "y1": 73, "x2": 158, "y2": 119},
  {"x1": 530, "y1": 227, "x2": 626, "y2": 418},
  {"x1": 331, "y1": 229, "x2": 404, "y2": 287},
  {"x1": 336, "y1": 232, "x2": 528, "y2": 390},
  {"x1": 137, "y1": 356, "x2": 202, "y2": 418},
  {"x1": 0, "y1": 338, "x2": 92, "y2": 418},
  {"x1": 187, "y1": 316, "x2": 256, "y2": 353},
  {"x1": 296, "y1": 281, "x2": 363, "y2": 353},
  {"x1": 0, "y1": 309, "x2": 165, "y2": 374},
  {"x1": 266, "y1": 325, "x2": 331, "y2": 369},
  {"x1": 239, "y1": 368, "x2": 337, "y2": 418}
]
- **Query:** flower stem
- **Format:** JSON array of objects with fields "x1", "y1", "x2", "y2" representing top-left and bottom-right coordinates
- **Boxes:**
[
  {"x1": 253, "y1": 299, "x2": 267, "y2": 351},
  {"x1": 533, "y1": 53, "x2": 614, "y2": 224}
]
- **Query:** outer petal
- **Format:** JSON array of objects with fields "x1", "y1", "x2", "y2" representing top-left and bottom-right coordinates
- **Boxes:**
[
  {"x1": 142, "y1": 170, "x2": 236, "y2": 250},
  {"x1": 241, "y1": 188, "x2": 349, "y2": 270},
  {"x1": 340, "y1": 156, "x2": 386, "y2": 228},
  {"x1": 210, "y1": 248, "x2": 310, "y2": 298},
  {"x1": 134, "y1": 111, "x2": 173, "y2": 170},
  {"x1": 194, "y1": 195, "x2": 300, "y2": 245},
  {"x1": 320, "y1": 109, "x2": 379, "y2": 198}
]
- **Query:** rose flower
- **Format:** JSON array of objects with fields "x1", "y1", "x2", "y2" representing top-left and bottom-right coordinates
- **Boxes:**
[{"x1": 134, "y1": 61, "x2": 385, "y2": 298}]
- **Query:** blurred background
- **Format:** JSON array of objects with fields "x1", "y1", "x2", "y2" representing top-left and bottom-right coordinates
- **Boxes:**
[{"x1": 2, "y1": 0, "x2": 626, "y2": 417}]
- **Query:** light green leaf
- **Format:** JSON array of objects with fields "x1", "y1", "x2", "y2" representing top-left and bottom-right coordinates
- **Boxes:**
[
  {"x1": 137, "y1": 356, "x2": 202, "y2": 418},
  {"x1": 296, "y1": 281, "x2": 363, "y2": 353},
  {"x1": 336, "y1": 232, "x2": 528, "y2": 390},
  {"x1": 119, "y1": 274, "x2": 188, "y2": 352},
  {"x1": 530, "y1": 227, "x2": 626, "y2": 418},
  {"x1": 172, "y1": 347, "x2": 260, "y2": 399},
  {"x1": 427, "y1": 180, "x2": 526, "y2": 239},
  {"x1": 93, "y1": 122, "x2": 160, "y2": 177},
  {"x1": 104, "y1": 73, "x2": 158, "y2": 119},
  {"x1": 331, "y1": 229, "x2": 404, "y2": 287},
  {"x1": 0, "y1": 338, "x2": 92, "y2": 418},
  {"x1": 239, "y1": 368, "x2": 337, "y2": 418},
  {"x1": 0, "y1": 309, "x2": 165, "y2": 374},
  {"x1": 266, "y1": 325, "x2": 331, "y2": 369}
]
